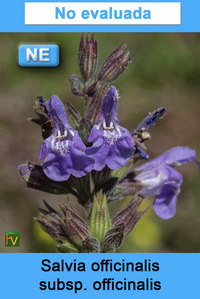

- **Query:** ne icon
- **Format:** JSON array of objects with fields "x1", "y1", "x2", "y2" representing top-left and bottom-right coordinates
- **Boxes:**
[
  {"x1": 26, "y1": 48, "x2": 50, "y2": 62},
  {"x1": 18, "y1": 44, "x2": 60, "y2": 67}
]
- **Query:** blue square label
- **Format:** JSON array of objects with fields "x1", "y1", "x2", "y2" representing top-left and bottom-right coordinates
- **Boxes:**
[{"x1": 18, "y1": 45, "x2": 60, "y2": 67}]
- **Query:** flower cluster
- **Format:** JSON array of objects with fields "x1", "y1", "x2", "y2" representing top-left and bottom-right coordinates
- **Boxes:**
[
  {"x1": 38, "y1": 87, "x2": 135, "y2": 180},
  {"x1": 19, "y1": 35, "x2": 199, "y2": 253}
]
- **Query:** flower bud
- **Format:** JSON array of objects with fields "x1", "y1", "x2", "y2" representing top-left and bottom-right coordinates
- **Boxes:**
[
  {"x1": 112, "y1": 197, "x2": 148, "y2": 237},
  {"x1": 102, "y1": 224, "x2": 124, "y2": 252},
  {"x1": 85, "y1": 81, "x2": 109, "y2": 123},
  {"x1": 60, "y1": 203, "x2": 90, "y2": 247},
  {"x1": 84, "y1": 80, "x2": 98, "y2": 97},
  {"x1": 78, "y1": 34, "x2": 98, "y2": 80},
  {"x1": 30, "y1": 97, "x2": 53, "y2": 139},
  {"x1": 89, "y1": 192, "x2": 111, "y2": 244},
  {"x1": 70, "y1": 74, "x2": 85, "y2": 96},
  {"x1": 97, "y1": 43, "x2": 132, "y2": 82},
  {"x1": 36, "y1": 201, "x2": 90, "y2": 249},
  {"x1": 82, "y1": 237, "x2": 100, "y2": 253},
  {"x1": 36, "y1": 204, "x2": 68, "y2": 242}
]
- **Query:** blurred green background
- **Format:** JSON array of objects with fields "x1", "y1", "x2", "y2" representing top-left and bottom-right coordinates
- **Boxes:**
[{"x1": 0, "y1": 33, "x2": 199, "y2": 253}]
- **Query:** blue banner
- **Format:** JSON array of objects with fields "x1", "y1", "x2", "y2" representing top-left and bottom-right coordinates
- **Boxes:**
[
  {"x1": 0, "y1": 0, "x2": 200, "y2": 32},
  {"x1": 1, "y1": 253, "x2": 199, "y2": 298}
]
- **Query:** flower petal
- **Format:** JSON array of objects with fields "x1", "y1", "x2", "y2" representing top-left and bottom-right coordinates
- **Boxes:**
[
  {"x1": 137, "y1": 164, "x2": 183, "y2": 197},
  {"x1": 136, "y1": 145, "x2": 149, "y2": 160},
  {"x1": 86, "y1": 138, "x2": 110, "y2": 171},
  {"x1": 158, "y1": 147, "x2": 197, "y2": 167},
  {"x1": 72, "y1": 131, "x2": 86, "y2": 150},
  {"x1": 136, "y1": 146, "x2": 196, "y2": 171},
  {"x1": 106, "y1": 138, "x2": 135, "y2": 169},
  {"x1": 137, "y1": 165, "x2": 168, "y2": 196},
  {"x1": 42, "y1": 152, "x2": 70, "y2": 181},
  {"x1": 49, "y1": 95, "x2": 71, "y2": 128},
  {"x1": 135, "y1": 107, "x2": 166, "y2": 132},
  {"x1": 38, "y1": 136, "x2": 53, "y2": 159},
  {"x1": 102, "y1": 86, "x2": 119, "y2": 124},
  {"x1": 88, "y1": 125, "x2": 101, "y2": 143},
  {"x1": 66, "y1": 143, "x2": 95, "y2": 177},
  {"x1": 119, "y1": 126, "x2": 135, "y2": 148},
  {"x1": 153, "y1": 181, "x2": 180, "y2": 219}
]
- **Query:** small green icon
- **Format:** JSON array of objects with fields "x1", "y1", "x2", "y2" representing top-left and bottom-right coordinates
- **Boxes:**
[{"x1": 5, "y1": 232, "x2": 20, "y2": 247}]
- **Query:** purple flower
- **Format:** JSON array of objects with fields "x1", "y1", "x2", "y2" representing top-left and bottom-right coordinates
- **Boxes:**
[
  {"x1": 86, "y1": 86, "x2": 135, "y2": 171},
  {"x1": 132, "y1": 107, "x2": 166, "y2": 160},
  {"x1": 38, "y1": 95, "x2": 94, "y2": 181},
  {"x1": 134, "y1": 147, "x2": 198, "y2": 219}
]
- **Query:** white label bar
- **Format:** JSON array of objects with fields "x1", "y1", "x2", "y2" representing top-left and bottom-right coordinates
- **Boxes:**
[{"x1": 25, "y1": 2, "x2": 181, "y2": 25}]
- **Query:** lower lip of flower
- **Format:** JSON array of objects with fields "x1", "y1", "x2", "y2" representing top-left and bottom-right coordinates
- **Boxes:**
[
  {"x1": 103, "y1": 129, "x2": 121, "y2": 145},
  {"x1": 51, "y1": 138, "x2": 69, "y2": 156}
]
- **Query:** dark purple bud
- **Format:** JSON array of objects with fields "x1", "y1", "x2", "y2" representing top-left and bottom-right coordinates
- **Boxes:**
[
  {"x1": 112, "y1": 197, "x2": 148, "y2": 237},
  {"x1": 84, "y1": 80, "x2": 98, "y2": 97},
  {"x1": 29, "y1": 97, "x2": 53, "y2": 139},
  {"x1": 18, "y1": 163, "x2": 72, "y2": 194},
  {"x1": 78, "y1": 34, "x2": 98, "y2": 80},
  {"x1": 36, "y1": 201, "x2": 90, "y2": 248},
  {"x1": 82, "y1": 237, "x2": 100, "y2": 253},
  {"x1": 36, "y1": 206, "x2": 69, "y2": 241},
  {"x1": 103, "y1": 224, "x2": 124, "y2": 252},
  {"x1": 97, "y1": 43, "x2": 132, "y2": 82},
  {"x1": 36, "y1": 216, "x2": 65, "y2": 240},
  {"x1": 135, "y1": 108, "x2": 166, "y2": 133},
  {"x1": 85, "y1": 82, "x2": 109, "y2": 123},
  {"x1": 70, "y1": 75, "x2": 85, "y2": 96},
  {"x1": 42, "y1": 199, "x2": 61, "y2": 215},
  {"x1": 60, "y1": 203, "x2": 90, "y2": 247}
]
